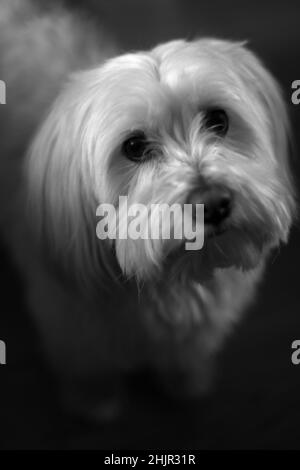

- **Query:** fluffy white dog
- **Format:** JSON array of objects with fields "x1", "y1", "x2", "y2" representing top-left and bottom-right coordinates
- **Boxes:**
[{"x1": 0, "y1": 0, "x2": 295, "y2": 415}]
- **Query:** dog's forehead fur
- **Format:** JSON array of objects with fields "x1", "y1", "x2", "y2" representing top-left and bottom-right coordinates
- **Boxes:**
[
  {"x1": 102, "y1": 39, "x2": 259, "y2": 100},
  {"x1": 68, "y1": 38, "x2": 280, "y2": 147}
]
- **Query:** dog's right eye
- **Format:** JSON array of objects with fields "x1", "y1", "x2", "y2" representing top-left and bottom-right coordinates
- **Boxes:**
[
  {"x1": 203, "y1": 109, "x2": 229, "y2": 136},
  {"x1": 122, "y1": 132, "x2": 150, "y2": 162}
]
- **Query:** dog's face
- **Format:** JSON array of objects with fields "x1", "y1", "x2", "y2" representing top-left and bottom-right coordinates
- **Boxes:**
[{"x1": 27, "y1": 39, "x2": 295, "y2": 285}]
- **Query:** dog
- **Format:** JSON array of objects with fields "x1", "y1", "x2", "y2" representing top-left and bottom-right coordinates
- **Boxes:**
[{"x1": 0, "y1": 0, "x2": 295, "y2": 417}]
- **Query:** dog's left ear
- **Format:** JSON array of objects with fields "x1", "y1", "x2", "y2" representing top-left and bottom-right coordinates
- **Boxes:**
[
  {"x1": 233, "y1": 43, "x2": 292, "y2": 171},
  {"x1": 233, "y1": 42, "x2": 296, "y2": 215}
]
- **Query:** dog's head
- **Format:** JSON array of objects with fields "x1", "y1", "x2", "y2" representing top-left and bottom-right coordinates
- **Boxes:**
[{"x1": 27, "y1": 39, "x2": 295, "y2": 286}]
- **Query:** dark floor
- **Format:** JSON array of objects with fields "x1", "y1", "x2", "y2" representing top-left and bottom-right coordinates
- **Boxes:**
[{"x1": 0, "y1": 0, "x2": 300, "y2": 450}]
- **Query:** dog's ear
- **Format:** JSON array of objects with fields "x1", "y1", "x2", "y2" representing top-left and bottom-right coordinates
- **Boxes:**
[
  {"x1": 25, "y1": 74, "x2": 119, "y2": 291},
  {"x1": 232, "y1": 42, "x2": 296, "y2": 219},
  {"x1": 232, "y1": 43, "x2": 292, "y2": 170}
]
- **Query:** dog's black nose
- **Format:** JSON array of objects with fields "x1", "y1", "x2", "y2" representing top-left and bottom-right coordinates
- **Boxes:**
[
  {"x1": 204, "y1": 191, "x2": 231, "y2": 225},
  {"x1": 189, "y1": 188, "x2": 232, "y2": 225}
]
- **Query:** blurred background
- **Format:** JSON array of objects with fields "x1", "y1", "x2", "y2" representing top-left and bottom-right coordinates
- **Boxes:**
[{"x1": 0, "y1": 0, "x2": 299, "y2": 450}]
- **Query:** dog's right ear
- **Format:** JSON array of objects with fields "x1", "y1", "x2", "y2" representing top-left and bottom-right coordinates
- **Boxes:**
[{"x1": 25, "y1": 73, "x2": 120, "y2": 291}]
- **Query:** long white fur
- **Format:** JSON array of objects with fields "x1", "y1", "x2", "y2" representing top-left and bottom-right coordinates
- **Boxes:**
[{"x1": 0, "y1": 0, "x2": 296, "y2": 402}]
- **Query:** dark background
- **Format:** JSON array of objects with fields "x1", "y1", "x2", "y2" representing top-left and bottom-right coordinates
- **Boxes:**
[{"x1": 0, "y1": 0, "x2": 299, "y2": 450}]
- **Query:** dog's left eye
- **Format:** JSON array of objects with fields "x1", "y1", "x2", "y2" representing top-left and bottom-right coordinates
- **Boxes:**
[
  {"x1": 204, "y1": 109, "x2": 229, "y2": 136},
  {"x1": 122, "y1": 132, "x2": 150, "y2": 162}
]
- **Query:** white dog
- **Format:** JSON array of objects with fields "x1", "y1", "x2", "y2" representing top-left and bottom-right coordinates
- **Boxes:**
[{"x1": 0, "y1": 0, "x2": 295, "y2": 415}]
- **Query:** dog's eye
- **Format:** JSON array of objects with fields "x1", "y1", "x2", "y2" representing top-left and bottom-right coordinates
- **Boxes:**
[
  {"x1": 122, "y1": 132, "x2": 149, "y2": 162},
  {"x1": 204, "y1": 109, "x2": 229, "y2": 136}
]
